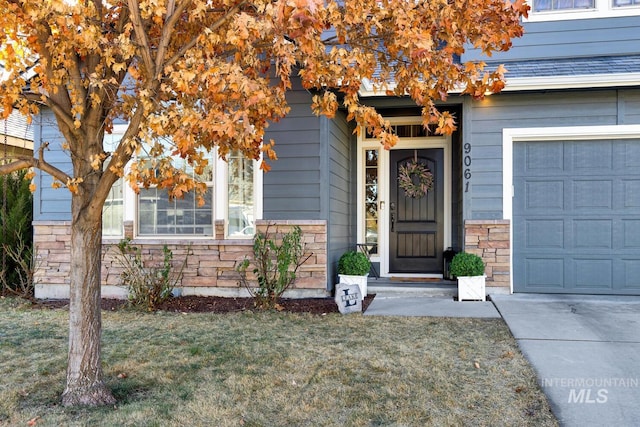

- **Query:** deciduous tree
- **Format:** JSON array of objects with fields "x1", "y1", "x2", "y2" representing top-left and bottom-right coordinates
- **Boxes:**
[{"x1": 0, "y1": 0, "x2": 528, "y2": 406}]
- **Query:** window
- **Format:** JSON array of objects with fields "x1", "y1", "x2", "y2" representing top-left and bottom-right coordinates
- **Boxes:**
[
  {"x1": 534, "y1": 0, "x2": 594, "y2": 11},
  {"x1": 227, "y1": 150, "x2": 255, "y2": 237},
  {"x1": 137, "y1": 147, "x2": 215, "y2": 236},
  {"x1": 138, "y1": 187, "x2": 214, "y2": 235},
  {"x1": 102, "y1": 127, "x2": 261, "y2": 238},
  {"x1": 102, "y1": 132, "x2": 124, "y2": 237},
  {"x1": 527, "y1": 0, "x2": 640, "y2": 20},
  {"x1": 103, "y1": 178, "x2": 124, "y2": 237},
  {"x1": 364, "y1": 149, "x2": 379, "y2": 255},
  {"x1": 613, "y1": 0, "x2": 640, "y2": 6}
]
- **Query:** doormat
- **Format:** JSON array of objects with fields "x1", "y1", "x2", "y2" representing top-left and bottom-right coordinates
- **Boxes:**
[{"x1": 390, "y1": 277, "x2": 443, "y2": 282}]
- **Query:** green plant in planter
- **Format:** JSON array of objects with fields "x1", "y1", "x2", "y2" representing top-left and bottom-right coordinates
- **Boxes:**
[
  {"x1": 338, "y1": 250, "x2": 371, "y2": 276},
  {"x1": 449, "y1": 252, "x2": 485, "y2": 277}
]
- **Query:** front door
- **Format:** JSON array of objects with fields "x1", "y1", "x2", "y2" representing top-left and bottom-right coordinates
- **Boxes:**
[{"x1": 389, "y1": 148, "x2": 444, "y2": 273}]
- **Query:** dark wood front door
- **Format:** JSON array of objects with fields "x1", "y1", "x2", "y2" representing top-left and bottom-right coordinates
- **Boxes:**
[{"x1": 389, "y1": 148, "x2": 444, "y2": 273}]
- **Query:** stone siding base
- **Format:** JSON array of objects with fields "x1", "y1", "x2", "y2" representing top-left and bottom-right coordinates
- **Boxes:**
[
  {"x1": 33, "y1": 220, "x2": 328, "y2": 300},
  {"x1": 463, "y1": 220, "x2": 510, "y2": 289}
]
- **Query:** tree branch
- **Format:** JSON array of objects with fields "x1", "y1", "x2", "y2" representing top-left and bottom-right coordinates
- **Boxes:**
[
  {"x1": 155, "y1": 0, "x2": 193, "y2": 77},
  {"x1": 88, "y1": 105, "x2": 145, "y2": 219},
  {"x1": 164, "y1": 1, "x2": 247, "y2": 70},
  {"x1": 0, "y1": 142, "x2": 72, "y2": 183},
  {"x1": 127, "y1": 0, "x2": 155, "y2": 79},
  {"x1": 35, "y1": 22, "x2": 74, "y2": 121},
  {"x1": 69, "y1": 54, "x2": 88, "y2": 111}
]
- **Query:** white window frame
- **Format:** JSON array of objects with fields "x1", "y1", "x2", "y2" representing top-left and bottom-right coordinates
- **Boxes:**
[
  {"x1": 526, "y1": 0, "x2": 640, "y2": 21},
  {"x1": 217, "y1": 150, "x2": 264, "y2": 239},
  {"x1": 103, "y1": 124, "x2": 263, "y2": 240}
]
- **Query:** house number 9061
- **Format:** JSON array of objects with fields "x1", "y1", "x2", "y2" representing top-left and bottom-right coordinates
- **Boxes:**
[{"x1": 464, "y1": 142, "x2": 471, "y2": 192}]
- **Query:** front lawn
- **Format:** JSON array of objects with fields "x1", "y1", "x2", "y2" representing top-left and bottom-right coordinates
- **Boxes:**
[{"x1": 0, "y1": 297, "x2": 557, "y2": 426}]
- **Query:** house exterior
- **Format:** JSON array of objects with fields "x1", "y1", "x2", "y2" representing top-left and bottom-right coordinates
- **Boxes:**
[
  {"x1": 33, "y1": 2, "x2": 640, "y2": 299},
  {"x1": 1, "y1": 110, "x2": 33, "y2": 158}
]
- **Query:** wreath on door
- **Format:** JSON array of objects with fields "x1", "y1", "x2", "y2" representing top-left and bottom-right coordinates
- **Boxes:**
[{"x1": 398, "y1": 153, "x2": 434, "y2": 199}]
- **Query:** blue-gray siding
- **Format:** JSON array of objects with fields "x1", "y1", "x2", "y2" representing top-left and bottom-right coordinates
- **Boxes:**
[
  {"x1": 464, "y1": 89, "x2": 640, "y2": 220},
  {"x1": 262, "y1": 86, "x2": 323, "y2": 220},
  {"x1": 463, "y1": 16, "x2": 640, "y2": 62},
  {"x1": 325, "y1": 112, "x2": 355, "y2": 284},
  {"x1": 34, "y1": 109, "x2": 72, "y2": 221}
]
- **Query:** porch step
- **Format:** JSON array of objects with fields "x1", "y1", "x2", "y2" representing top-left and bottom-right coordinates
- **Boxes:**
[{"x1": 367, "y1": 280, "x2": 457, "y2": 298}]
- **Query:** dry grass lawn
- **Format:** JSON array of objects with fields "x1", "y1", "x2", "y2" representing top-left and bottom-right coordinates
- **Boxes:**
[{"x1": 0, "y1": 297, "x2": 557, "y2": 426}]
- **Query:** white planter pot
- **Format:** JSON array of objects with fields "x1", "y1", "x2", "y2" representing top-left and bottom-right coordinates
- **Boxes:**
[
  {"x1": 457, "y1": 275, "x2": 486, "y2": 301},
  {"x1": 338, "y1": 274, "x2": 368, "y2": 300}
]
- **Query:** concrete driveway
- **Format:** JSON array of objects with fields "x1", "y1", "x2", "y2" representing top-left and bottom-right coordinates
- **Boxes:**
[{"x1": 491, "y1": 294, "x2": 640, "y2": 427}]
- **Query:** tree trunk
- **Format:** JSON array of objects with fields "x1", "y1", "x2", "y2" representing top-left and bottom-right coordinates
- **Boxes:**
[{"x1": 61, "y1": 196, "x2": 115, "y2": 406}]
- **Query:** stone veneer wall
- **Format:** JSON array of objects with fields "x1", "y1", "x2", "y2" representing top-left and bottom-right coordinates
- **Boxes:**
[
  {"x1": 463, "y1": 220, "x2": 510, "y2": 288},
  {"x1": 33, "y1": 219, "x2": 328, "y2": 299}
]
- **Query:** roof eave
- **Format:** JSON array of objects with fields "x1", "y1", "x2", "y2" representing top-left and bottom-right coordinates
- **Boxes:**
[{"x1": 359, "y1": 73, "x2": 640, "y2": 97}]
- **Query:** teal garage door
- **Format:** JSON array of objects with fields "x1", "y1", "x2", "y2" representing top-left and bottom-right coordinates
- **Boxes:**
[{"x1": 513, "y1": 139, "x2": 640, "y2": 295}]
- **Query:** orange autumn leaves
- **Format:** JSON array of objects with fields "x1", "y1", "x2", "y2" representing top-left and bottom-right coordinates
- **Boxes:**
[{"x1": 0, "y1": 0, "x2": 528, "y2": 205}]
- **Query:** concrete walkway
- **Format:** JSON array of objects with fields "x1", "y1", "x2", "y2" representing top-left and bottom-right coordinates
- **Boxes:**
[
  {"x1": 492, "y1": 294, "x2": 640, "y2": 427},
  {"x1": 363, "y1": 290, "x2": 501, "y2": 318}
]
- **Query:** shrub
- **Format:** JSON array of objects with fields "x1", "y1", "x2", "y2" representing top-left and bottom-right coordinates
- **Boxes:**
[
  {"x1": 449, "y1": 252, "x2": 485, "y2": 277},
  {"x1": 0, "y1": 170, "x2": 34, "y2": 297},
  {"x1": 113, "y1": 239, "x2": 188, "y2": 311},
  {"x1": 338, "y1": 250, "x2": 371, "y2": 276},
  {"x1": 237, "y1": 224, "x2": 311, "y2": 310}
]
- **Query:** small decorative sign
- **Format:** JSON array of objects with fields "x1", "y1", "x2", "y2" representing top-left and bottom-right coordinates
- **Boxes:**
[{"x1": 334, "y1": 283, "x2": 362, "y2": 314}]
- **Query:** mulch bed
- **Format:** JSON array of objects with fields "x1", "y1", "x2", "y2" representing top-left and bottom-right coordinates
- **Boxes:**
[{"x1": 31, "y1": 294, "x2": 376, "y2": 315}]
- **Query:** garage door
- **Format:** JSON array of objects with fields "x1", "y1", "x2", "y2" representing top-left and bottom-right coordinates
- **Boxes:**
[{"x1": 513, "y1": 139, "x2": 640, "y2": 295}]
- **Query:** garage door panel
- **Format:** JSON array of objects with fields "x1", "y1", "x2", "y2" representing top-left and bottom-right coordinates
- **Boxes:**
[
  {"x1": 523, "y1": 258, "x2": 565, "y2": 288},
  {"x1": 524, "y1": 143, "x2": 564, "y2": 172},
  {"x1": 526, "y1": 219, "x2": 564, "y2": 248},
  {"x1": 622, "y1": 220, "x2": 640, "y2": 248},
  {"x1": 573, "y1": 219, "x2": 612, "y2": 249},
  {"x1": 525, "y1": 181, "x2": 564, "y2": 210},
  {"x1": 514, "y1": 139, "x2": 640, "y2": 295},
  {"x1": 573, "y1": 259, "x2": 613, "y2": 289},
  {"x1": 622, "y1": 180, "x2": 640, "y2": 208},
  {"x1": 573, "y1": 180, "x2": 613, "y2": 210},
  {"x1": 620, "y1": 260, "x2": 640, "y2": 289},
  {"x1": 623, "y1": 142, "x2": 640, "y2": 168},
  {"x1": 573, "y1": 141, "x2": 613, "y2": 171}
]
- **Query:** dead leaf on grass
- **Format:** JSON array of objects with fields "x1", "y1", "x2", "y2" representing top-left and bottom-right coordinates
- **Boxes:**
[
  {"x1": 501, "y1": 351, "x2": 515, "y2": 359},
  {"x1": 474, "y1": 361, "x2": 480, "y2": 369},
  {"x1": 27, "y1": 416, "x2": 40, "y2": 426},
  {"x1": 117, "y1": 372, "x2": 128, "y2": 379}
]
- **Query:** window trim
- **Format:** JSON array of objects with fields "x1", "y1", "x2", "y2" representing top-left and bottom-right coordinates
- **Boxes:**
[
  {"x1": 218, "y1": 150, "x2": 263, "y2": 239},
  {"x1": 526, "y1": 0, "x2": 640, "y2": 21}
]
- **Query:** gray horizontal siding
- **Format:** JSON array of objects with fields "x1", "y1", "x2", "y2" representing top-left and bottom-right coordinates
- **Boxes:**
[
  {"x1": 465, "y1": 89, "x2": 640, "y2": 220},
  {"x1": 262, "y1": 83, "x2": 323, "y2": 220},
  {"x1": 463, "y1": 16, "x2": 640, "y2": 62},
  {"x1": 34, "y1": 110, "x2": 72, "y2": 221},
  {"x1": 326, "y1": 111, "x2": 353, "y2": 286}
]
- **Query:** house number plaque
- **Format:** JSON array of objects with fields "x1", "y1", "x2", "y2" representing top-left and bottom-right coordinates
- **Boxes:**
[{"x1": 464, "y1": 142, "x2": 472, "y2": 193}]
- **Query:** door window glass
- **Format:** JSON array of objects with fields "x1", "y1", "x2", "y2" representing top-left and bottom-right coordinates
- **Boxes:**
[{"x1": 365, "y1": 149, "x2": 378, "y2": 254}]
